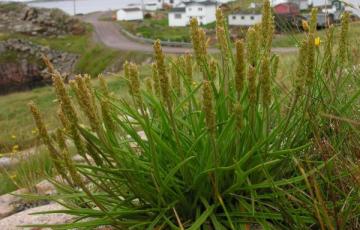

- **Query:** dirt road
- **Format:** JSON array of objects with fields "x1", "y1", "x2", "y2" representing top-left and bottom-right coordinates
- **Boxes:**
[{"x1": 81, "y1": 12, "x2": 297, "y2": 54}]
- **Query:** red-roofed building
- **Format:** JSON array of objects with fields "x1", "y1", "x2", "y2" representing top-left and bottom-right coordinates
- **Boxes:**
[{"x1": 273, "y1": 2, "x2": 300, "y2": 15}]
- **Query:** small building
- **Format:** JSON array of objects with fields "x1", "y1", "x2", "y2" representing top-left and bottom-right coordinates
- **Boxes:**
[
  {"x1": 228, "y1": 10, "x2": 262, "y2": 26},
  {"x1": 299, "y1": 0, "x2": 308, "y2": 10},
  {"x1": 344, "y1": 0, "x2": 360, "y2": 17},
  {"x1": 273, "y1": 2, "x2": 300, "y2": 14},
  {"x1": 168, "y1": 7, "x2": 187, "y2": 26},
  {"x1": 168, "y1": 1, "x2": 217, "y2": 27},
  {"x1": 216, "y1": 0, "x2": 236, "y2": 3},
  {"x1": 144, "y1": 3, "x2": 162, "y2": 11},
  {"x1": 164, "y1": 0, "x2": 184, "y2": 7},
  {"x1": 308, "y1": 0, "x2": 332, "y2": 8},
  {"x1": 144, "y1": 0, "x2": 164, "y2": 11},
  {"x1": 116, "y1": 7, "x2": 144, "y2": 21}
]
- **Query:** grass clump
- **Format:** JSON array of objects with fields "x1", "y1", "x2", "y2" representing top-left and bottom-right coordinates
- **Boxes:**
[
  {"x1": 0, "y1": 147, "x2": 53, "y2": 195},
  {"x1": 28, "y1": 2, "x2": 359, "y2": 229}
]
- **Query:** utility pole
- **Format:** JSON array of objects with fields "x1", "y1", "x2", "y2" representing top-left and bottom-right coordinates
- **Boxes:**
[
  {"x1": 73, "y1": 0, "x2": 76, "y2": 16},
  {"x1": 140, "y1": 0, "x2": 145, "y2": 16}
]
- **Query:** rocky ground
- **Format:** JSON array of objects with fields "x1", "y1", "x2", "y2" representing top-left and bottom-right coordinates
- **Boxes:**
[
  {"x1": 0, "y1": 2, "x2": 85, "y2": 36},
  {"x1": 0, "y1": 153, "x2": 87, "y2": 229},
  {"x1": 0, "y1": 39, "x2": 78, "y2": 94},
  {"x1": 0, "y1": 2, "x2": 85, "y2": 95}
]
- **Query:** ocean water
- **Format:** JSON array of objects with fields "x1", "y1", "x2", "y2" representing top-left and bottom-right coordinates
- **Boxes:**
[{"x1": 1, "y1": 0, "x2": 141, "y2": 15}]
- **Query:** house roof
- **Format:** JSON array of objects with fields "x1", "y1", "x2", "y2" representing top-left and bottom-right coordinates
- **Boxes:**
[
  {"x1": 170, "y1": 7, "x2": 186, "y2": 13},
  {"x1": 121, "y1": 7, "x2": 142, "y2": 12},
  {"x1": 184, "y1": 1, "x2": 217, "y2": 6}
]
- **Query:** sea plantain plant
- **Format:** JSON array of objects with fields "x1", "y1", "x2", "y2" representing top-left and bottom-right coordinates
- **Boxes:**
[{"x1": 28, "y1": 1, "x2": 359, "y2": 229}]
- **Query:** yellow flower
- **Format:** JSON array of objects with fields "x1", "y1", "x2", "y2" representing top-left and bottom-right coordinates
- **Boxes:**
[
  {"x1": 302, "y1": 20, "x2": 309, "y2": 32},
  {"x1": 11, "y1": 135, "x2": 16, "y2": 139},
  {"x1": 10, "y1": 174, "x2": 17, "y2": 179},
  {"x1": 31, "y1": 128, "x2": 38, "y2": 134},
  {"x1": 315, "y1": 37, "x2": 321, "y2": 47},
  {"x1": 12, "y1": 145, "x2": 19, "y2": 152}
]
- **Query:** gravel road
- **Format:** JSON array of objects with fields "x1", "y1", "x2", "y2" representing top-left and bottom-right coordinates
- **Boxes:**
[{"x1": 81, "y1": 12, "x2": 298, "y2": 54}]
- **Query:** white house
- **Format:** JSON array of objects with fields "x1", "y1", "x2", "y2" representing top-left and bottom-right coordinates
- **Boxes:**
[
  {"x1": 164, "y1": 0, "x2": 184, "y2": 7},
  {"x1": 228, "y1": 11, "x2": 262, "y2": 26},
  {"x1": 344, "y1": 0, "x2": 360, "y2": 17},
  {"x1": 311, "y1": 0, "x2": 360, "y2": 17},
  {"x1": 165, "y1": 0, "x2": 231, "y2": 8},
  {"x1": 144, "y1": 0, "x2": 164, "y2": 11},
  {"x1": 168, "y1": 7, "x2": 187, "y2": 26},
  {"x1": 308, "y1": 0, "x2": 332, "y2": 7},
  {"x1": 168, "y1": 1, "x2": 217, "y2": 27},
  {"x1": 216, "y1": 0, "x2": 236, "y2": 3},
  {"x1": 116, "y1": 7, "x2": 144, "y2": 21},
  {"x1": 299, "y1": 0, "x2": 308, "y2": 10}
]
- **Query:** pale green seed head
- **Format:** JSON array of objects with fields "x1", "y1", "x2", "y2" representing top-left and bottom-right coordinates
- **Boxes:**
[
  {"x1": 235, "y1": 40, "x2": 246, "y2": 97},
  {"x1": 203, "y1": 80, "x2": 216, "y2": 134}
]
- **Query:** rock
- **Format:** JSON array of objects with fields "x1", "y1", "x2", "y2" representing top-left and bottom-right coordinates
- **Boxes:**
[
  {"x1": 34, "y1": 180, "x2": 56, "y2": 196},
  {"x1": 0, "y1": 2, "x2": 86, "y2": 37},
  {"x1": 70, "y1": 21, "x2": 86, "y2": 35},
  {"x1": 0, "y1": 202, "x2": 14, "y2": 219},
  {"x1": 0, "y1": 179, "x2": 56, "y2": 220},
  {"x1": 0, "y1": 43, "x2": 5, "y2": 53},
  {"x1": 0, "y1": 189, "x2": 28, "y2": 219},
  {"x1": 0, "y1": 39, "x2": 78, "y2": 94},
  {"x1": 0, "y1": 157, "x2": 19, "y2": 169},
  {"x1": 0, "y1": 203, "x2": 73, "y2": 229},
  {"x1": 0, "y1": 60, "x2": 44, "y2": 94},
  {"x1": 22, "y1": 7, "x2": 38, "y2": 21}
]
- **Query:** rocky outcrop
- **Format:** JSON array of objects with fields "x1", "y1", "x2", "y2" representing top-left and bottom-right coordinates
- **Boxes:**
[
  {"x1": 0, "y1": 39, "x2": 78, "y2": 94},
  {"x1": 0, "y1": 203, "x2": 73, "y2": 229},
  {"x1": 0, "y1": 180, "x2": 56, "y2": 220},
  {"x1": 0, "y1": 2, "x2": 86, "y2": 36},
  {"x1": 0, "y1": 61, "x2": 44, "y2": 94}
]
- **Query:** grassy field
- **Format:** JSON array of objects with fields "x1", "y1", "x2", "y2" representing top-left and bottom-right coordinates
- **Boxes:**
[
  {"x1": 273, "y1": 21, "x2": 360, "y2": 47},
  {"x1": 119, "y1": 17, "x2": 193, "y2": 42},
  {"x1": 0, "y1": 65, "x2": 154, "y2": 153},
  {"x1": 1, "y1": 20, "x2": 359, "y2": 152},
  {"x1": 0, "y1": 30, "x2": 117, "y2": 77},
  {"x1": 0, "y1": 27, "x2": 152, "y2": 152},
  {"x1": 0, "y1": 65, "x2": 155, "y2": 194},
  {"x1": 0, "y1": 26, "x2": 151, "y2": 77}
]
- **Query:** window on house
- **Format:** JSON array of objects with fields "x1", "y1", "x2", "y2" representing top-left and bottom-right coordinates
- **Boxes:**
[
  {"x1": 250, "y1": 16, "x2": 254, "y2": 20},
  {"x1": 198, "y1": 7, "x2": 203, "y2": 11},
  {"x1": 170, "y1": 0, "x2": 174, "y2": 3},
  {"x1": 188, "y1": 7, "x2": 192, "y2": 11},
  {"x1": 232, "y1": 16, "x2": 236, "y2": 20},
  {"x1": 175, "y1": 13, "x2": 182, "y2": 19},
  {"x1": 199, "y1": 16, "x2": 203, "y2": 19},
  {"x1": 241, "y1": 16, "x2": 245, "y2": 19}
]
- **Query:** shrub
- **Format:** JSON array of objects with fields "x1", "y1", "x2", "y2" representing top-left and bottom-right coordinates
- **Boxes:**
[{"x1": 29, "y1": 2, "x2": 359, "y2": 229}]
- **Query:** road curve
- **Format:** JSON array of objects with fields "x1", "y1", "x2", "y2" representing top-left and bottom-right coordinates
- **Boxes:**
[{"x1": 81, "y1": 12, "x2": 297, "y2": 54}]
